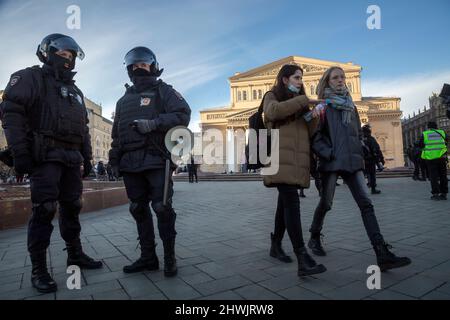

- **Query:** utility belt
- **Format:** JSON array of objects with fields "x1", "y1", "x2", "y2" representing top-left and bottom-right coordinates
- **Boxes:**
[
  {"x1": 32, "y1": 133, "x2": 82, "y2": 163},
  {"x1": 120, "y1": 136, "x2": 172, "y2": 163},
  {"x1": 45, "y1": 137, "x2": 82, "y2": 151}
]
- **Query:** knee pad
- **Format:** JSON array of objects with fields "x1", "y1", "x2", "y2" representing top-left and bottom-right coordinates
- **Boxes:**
[
  {"x1": 60, "y1": 199, "x2": 82, "y2": 211},
  {"x1": 32, "y1": 201, "x2": 57, "y2": 224},
  {"x1": 59, "y1": 199, "x2": 82, "y2": 217},
  {"x1": 151, "y1": 201, "x2": 175, "y2": 222},
  {"x1": 130, "y1": 202, "x2": 150, "y2": 223}
]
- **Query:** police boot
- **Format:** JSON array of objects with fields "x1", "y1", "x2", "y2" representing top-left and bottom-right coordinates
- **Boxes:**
[
  {"x1": 163, "y1": 238, "x2": 178, "y2": 277},
  {"x1": 123, "y1": 242, "x2": 159, "y2": 273},
  {"x1": 308, "y1": 233, "x2": 326, "y2": 256},
  {"x1": 294, "y1": 247, "x2": 327, "y2": 277},
  {"x1": 30, "y1": 250, "x2": 57, "y2": 293},
  {"x1": 269, "y1": 233, "x2": 292, "y2": 263},
  {"x1": 66, "y1": 241, "x2": 103, "y2": 269},
  {"x1": 373, "y1": 242, "x2": 411, "y2": 272}
]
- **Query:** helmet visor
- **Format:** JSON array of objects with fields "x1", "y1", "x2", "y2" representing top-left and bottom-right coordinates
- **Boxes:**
[
  {"x1": 124, "y1": 48, "x2": 155, "y2": 67},
  {"x1": 49, "y1": 36, "x2": 85, "y2": 60}
]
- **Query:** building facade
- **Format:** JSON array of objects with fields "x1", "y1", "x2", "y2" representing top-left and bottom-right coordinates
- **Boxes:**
[
  {"x1": 199, "y1": 56, "x2": 404, "y2": 173},
  {"x1": 0, "y1": 90, "x2": 113, "y2": 163},
  {"x1": 402, "y1": 93, "x2": 449, "y2": 166}
]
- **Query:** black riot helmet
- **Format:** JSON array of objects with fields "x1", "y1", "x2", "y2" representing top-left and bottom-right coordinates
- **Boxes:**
[
  {"x1": 36, "y1": 33, "x2": 85, "y2": 64},
  {"x1": 124, "y1": 46, "x2": 163, "y2": 77}
]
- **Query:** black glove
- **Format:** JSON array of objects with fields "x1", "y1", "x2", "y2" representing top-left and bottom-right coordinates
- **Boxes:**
[
  {"x1": 13, "y1": 153, "x2": 33, "y2": 175},
  {"x1": 130, "y1": 119, "x2": 157, "y2": 134},
  {"x1": 112, "y1": 165, "x2": 120, "y2": 178},
  {"x1": 82, "y1": 160, "x2": 92, "y2": 178}
]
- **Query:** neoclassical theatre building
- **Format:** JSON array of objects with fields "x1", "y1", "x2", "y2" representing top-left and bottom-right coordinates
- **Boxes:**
[{"x1": 199, "y1": 56, "x2": 404, "y2": 173}]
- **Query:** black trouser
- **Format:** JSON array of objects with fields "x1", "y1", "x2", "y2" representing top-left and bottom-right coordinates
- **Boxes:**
[
  {"x1": 188, "y1": 169, "x2": 197, "y2": 183},
  {"x1": 365, "y1": 162, "x2": 377, "y2": 189},
  {"x1": 309, "y1": 170, "x2": 384, "y2": 246},
  {"x1": 28, "y1": 162, "x2": 83, "y2": 253},
  {"x1": 413, "y1": 160, "x2": 420, "y2": 178},
  {"x1": 123, "y1": 169, "x2": 177, "y2": 244},
  {"x1": 425, "y1": 158, "x2": 448, "y2": 195},
  {"x1": 420, "y1": 159, "x2": 429, "y2": 180},
  {"x1": 273, "y1": 185, "x2": 305, "y2": 250}
]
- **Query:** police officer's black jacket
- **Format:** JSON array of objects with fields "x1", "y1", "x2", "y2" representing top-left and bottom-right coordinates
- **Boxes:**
[
  {"x1": 109, "y1": 79, "x2": 191, "y2": 173},
  {"x1": 363, "y1": 134, "x2": 384, "y2": 165},
  {"x1": 0, "y1": 65, "x2": 92, "y2": 166}
]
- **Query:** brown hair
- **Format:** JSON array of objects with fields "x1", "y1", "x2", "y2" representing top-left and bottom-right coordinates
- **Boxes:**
[{"x1": 271, "y1": 64, "x2": 306, "y2": 102}]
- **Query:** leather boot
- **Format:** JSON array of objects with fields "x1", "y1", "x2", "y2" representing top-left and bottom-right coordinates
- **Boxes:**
[
  {"x1": 373, "y1": 242, "x2": 411, "y2": 272},
  {"x1": 163, "y1": 238, "x2": 177, "y2": 277},
  {"x1": 308, "y1": 233, "x2": 326, "y2": 256},
  {"x1": 30, "y1": 250, "x2": 57, "y2": 293},
  {"x1": 66, "y1": 240, "x2": 103, "y2": 269},
  {"x1": 269, "y1": 233, "x2": 292, "y2": 263},
  {"x1": 294, "y1": 247, "x2": 327, "y2": 277},
  {"x1": 123, "y1": 242, "x2": 159, "y2": 273},
  {"x1": 371, "y1": 188, "x2": 381, "y2": 194}
]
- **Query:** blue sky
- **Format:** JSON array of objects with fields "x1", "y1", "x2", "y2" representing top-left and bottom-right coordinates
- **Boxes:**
[{"x1": 1, "y1": 0, "x2": 449, "y2": 130}]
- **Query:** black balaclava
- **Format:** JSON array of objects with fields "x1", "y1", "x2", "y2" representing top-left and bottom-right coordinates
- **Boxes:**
[
  {"x1": 128, "y1": 65, "x2": 159, "y2": 92},
  {"x1": 46, "y1": 51, "x2": 76, "y2": 81}
]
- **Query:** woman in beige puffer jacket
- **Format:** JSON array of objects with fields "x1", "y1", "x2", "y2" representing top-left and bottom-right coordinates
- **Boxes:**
[{"x1": 262, "y1": 64, "x2": 326, "y2": 277}]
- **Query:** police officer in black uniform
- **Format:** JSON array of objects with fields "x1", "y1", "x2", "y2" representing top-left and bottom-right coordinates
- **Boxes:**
[
  {"x1": 362, "y1": 124, "x2": 384, "y2": 194},
  {"x1": 109, "y1": 47, "x2": 190, "y2": 277},
  {"x1": 0, "y1": 34, "x2": 102, "y2": 293}
]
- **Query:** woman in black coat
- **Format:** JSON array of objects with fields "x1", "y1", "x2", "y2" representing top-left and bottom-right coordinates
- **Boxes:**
[{"x1": 308, "y1": 66, "x2": 411, "y2": 272}]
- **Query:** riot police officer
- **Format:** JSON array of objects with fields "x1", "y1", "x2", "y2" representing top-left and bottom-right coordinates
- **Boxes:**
[
  {"x1": 0, "y1": 34, "x2": 102, "y2": 293},
  {"x1": 109, "y1": 47, "x2": 190, "y2": 277},
  {"x1": 362, "y1": 124, "x2": 384, "y2": 194}
]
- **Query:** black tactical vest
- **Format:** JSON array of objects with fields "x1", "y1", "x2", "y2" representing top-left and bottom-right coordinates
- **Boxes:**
[
  {"x1": 29, "y1": 67, "x2": 87, "y2": 146},
  {"x1": 117, "y1": 84, "x2": 166, "y2": 153}
]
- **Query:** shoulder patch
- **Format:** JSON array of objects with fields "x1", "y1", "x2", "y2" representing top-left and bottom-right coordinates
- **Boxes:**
[
  {"x1": 9, "y1": 75, "x2": 21, "y2": 87},
  {"x1": 173, "y1": 90, "x2": 184, "y2": 101}
]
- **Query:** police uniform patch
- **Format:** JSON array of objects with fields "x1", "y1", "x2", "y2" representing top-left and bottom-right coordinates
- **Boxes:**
[
  {"x1": 174, "y1": 90, "x2": 184, "y2": 101},
  {"x1": 9, "y1": 75, "x2": 21, "y2": 87},
  {"x1": 140, "y1": 97, "x2": 151, "y2": 106}
]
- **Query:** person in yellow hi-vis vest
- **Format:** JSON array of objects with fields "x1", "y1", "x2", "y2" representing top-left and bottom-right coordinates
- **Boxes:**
[{"x1": 420, "y1": 121, "x2": 448, "y2": 200}]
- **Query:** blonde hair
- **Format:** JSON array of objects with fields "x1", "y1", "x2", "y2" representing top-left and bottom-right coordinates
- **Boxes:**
[{"x1": 316, "y1": 66, "x2": 346, "y2": 99}]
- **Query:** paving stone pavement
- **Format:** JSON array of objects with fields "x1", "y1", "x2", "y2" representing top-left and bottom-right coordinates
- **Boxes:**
[{"x1": 0, "y1": 177, "x2": 449, "y2": 300}]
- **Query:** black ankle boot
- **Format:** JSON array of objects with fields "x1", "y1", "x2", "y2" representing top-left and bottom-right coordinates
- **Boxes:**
[
  {"x1": 308, "y1": 233, "x2": 326, "y2": 256},
  {"x1": 294, "y1": 247, "x2": 327, "y2": 277},
  {"x1": 66, "y1": 241, "x2": 103, "y2": 269},
  {"x1": 371, "y1": 188, "x2": 381, "y2": 194},
  {"x1": 270, "y1": 233, "x2": 292, "y2": 263},
  {"x1": 163, "y1": 238, "x2": 177, "y2": 277},
  {"x1": 123, "y1": 243, "x2": 159, "y2": 273},
  {"x1": 373, "y1": 242, "x2": 411, "y2": 272},
  {"x1": 30, "y1": 251, "x2": 57, "y2": 293}
]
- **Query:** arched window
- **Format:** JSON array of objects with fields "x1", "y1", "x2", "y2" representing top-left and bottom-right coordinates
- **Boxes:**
[
  {"x1": 243, "y1": 91, "x2": 247, "y2": 101},
  {"x1": 310, "y1": 85, "x2": 315, "y2": 96},
  {"x1": 237, "y1": 91, "x2": 242, "y2": 101},
  {"x1": 253, "y1": 90, "x2": 257, "y2": 100},
  {"x1": 258, "y1": 90, "x2": 262, "y2": 99}
]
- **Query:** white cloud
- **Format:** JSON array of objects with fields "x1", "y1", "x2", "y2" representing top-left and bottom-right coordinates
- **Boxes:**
[{"x1": 362, "y1": 70, "x2": 450, "y2": 117}]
